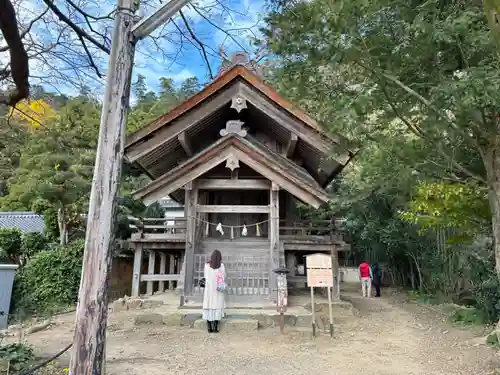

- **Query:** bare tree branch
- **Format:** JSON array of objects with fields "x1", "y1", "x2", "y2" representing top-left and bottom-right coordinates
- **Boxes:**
[
  {"x1": 41, "y1": 0, "x2": 111, "y2": 54},
  {"x1": 178, "y1": 9, "x2": 213, "y2": 79},
  {"x1": 0, "y1": 0, "x2": 30, "y2": 106}
]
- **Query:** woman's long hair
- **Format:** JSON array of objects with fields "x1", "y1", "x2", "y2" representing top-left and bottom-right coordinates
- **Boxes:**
[{"x1": 209, "y1": 249, "x2": 222, "y2": 269}]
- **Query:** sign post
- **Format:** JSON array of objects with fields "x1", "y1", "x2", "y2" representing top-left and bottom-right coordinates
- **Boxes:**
[
  {"x1": 273, "y1": 266, "x2": 289, "y2": 334},
  {"x1": 306, "y1": 253, "x2": 334, "y2": 338}
]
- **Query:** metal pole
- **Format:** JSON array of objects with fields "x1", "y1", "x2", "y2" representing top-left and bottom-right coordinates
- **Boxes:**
[{"x1": 69, "y1": 0, "x2": 136, "y2": 374}]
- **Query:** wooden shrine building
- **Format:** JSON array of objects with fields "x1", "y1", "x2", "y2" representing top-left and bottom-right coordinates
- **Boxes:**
[{"x1": 124, "y1": 53, "x2": 354, "y2": 304}]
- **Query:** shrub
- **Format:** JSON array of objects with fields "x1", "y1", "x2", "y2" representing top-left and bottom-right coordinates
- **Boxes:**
[
  {"x1": 0, "y1": 343, "x2": 35, "y2": 372},
  {"x1": 471, "y1": 274, "x2": 500, "y2": 324},
  {"x1": 11, "y1": 240, "x2": 84, "y2": 319}
]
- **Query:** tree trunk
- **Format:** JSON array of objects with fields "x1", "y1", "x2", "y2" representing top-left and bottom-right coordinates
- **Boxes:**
[
  {"x1": 68, "y1": 1, "x2": 136, "y2": 375},
  {"x1": 57, "y1": 207, "x2": 68, "y2": 246},
  {"x1": 482, "y1": 146, "x2": 500, "y2": 273}
]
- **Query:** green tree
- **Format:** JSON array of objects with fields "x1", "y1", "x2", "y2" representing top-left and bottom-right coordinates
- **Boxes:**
[
  {"x1": 262, "y1": 0, "x2": 500, "y2": 270},
  {"x1": 0, "y1": 98, "x2": 99, "y2": 245}
]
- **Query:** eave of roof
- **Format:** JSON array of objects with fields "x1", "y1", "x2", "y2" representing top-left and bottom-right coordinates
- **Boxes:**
[
  {"x1": 133, "y1": 134, "x2": 330, "y2": 209},
  {"x1": 0, "y1": 212, "x2": 45, "y2": 233},
  {"x1": 125, "y1": 65, "x2": 346, "y2": 149}
]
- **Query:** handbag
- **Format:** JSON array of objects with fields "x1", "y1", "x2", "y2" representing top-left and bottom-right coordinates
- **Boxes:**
[
  {"x1": 199, "y1": 278, "x2": 206, "y2": 288},
  {"x1": 216, "y1": 269, "x2": 227, "y2": 292}
]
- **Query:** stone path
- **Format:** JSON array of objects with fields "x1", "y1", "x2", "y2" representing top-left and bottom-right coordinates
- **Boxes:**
[{"x1": 8, "y1": 290, "x2": 500, "y2": 375}]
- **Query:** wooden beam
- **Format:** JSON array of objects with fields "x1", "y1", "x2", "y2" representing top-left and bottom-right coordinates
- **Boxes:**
[
  {"x1": 197, "y1": 179, "x2": 270, "y2": 190},
  {"x1": 147, "y1": 250, "x2": 156, "y2": 295},
  {"x1": 125, "y1": 84, "x2": 239, "y2": 162},
  {"x1": 184, "y1": 183, "x2": 198, "y2": 296},
  {"x1": 131, "y1": 244, "x2": 143, "y2": 297},
  {"x1": 238, "y1": 84, "x2": 332, "y2": 154},
  {"x1": 137, "y1": 148, "x2": 231, "y2": 206},
  {"x1": 158, "y1": 253, "x2": 167, "y2": 292},
  {"x1": 230, "y1": 148, "x2": 328, "y2": 207},
  {"x1": 269, "y1": 182, "x2": 280, "y2": 303},
  {"x1": 284, "y1": 133, "x2": 298, "y2": 158},
  {"x1": 177, "y1": 131, "x2": 193, "y2": 157},
  {"x1": 169, "y1": 254, "x2": 176, "y2": 290},
  {"x1": 140, "y1": 274, "x2": 181, "y2": 282},
  {"x1": 197, "y1": 204, "x2": 270, "y2": 213}
]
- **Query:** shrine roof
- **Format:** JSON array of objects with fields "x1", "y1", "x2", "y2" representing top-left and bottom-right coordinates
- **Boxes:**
[
  {"x1": 124, "y1": 57, "x2": 355, "y2": 188},
  {"x1": 133, "y1": 133, "x2": 330, "y2": 208}
]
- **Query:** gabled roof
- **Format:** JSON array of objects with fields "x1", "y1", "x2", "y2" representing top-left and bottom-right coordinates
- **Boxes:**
[
  {"x1": 133, "y1": 135, "x2": 331, "y2": 208},
  {"x1": 0, "y1": 212, "x2": 45, "y2": 233},
  {"x1": 124, "y1": 65, "x2": 355, "y2": 188},
  {"x1": 126, "y1": 65, "x2": 337, "y2": 148}
]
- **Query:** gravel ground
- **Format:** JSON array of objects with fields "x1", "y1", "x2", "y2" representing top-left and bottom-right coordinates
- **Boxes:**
[{"x1": 11, "y1": 291, "x2": 500, "y2": 375}]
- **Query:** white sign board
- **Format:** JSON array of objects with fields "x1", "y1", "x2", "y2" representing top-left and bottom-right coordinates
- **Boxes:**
[
  {"x1": 306, "y1": 253, "x2": 332, "y2": 269},
  {"x1": 306, "y1": 253, "x2": 333, "y2": 287},
  {"x1": 307, "y1": 268, "x2": 334, "y2": 287}
]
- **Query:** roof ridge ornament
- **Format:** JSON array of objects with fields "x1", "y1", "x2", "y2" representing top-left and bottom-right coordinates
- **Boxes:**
[
  {"x1": 220, "y1": 120, "x2": 247, "y2": 137},
  {"x1": 216, "y1": 51, "x2": 263, "y2": 78}
]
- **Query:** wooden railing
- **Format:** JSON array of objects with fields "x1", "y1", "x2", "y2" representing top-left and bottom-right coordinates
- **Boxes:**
[
  {"x1": 129, "y1": 216, "x2": 187, "y2": 238},
  {"x1": 279, "y1": 219, "x2": 335, "y2": 237}
]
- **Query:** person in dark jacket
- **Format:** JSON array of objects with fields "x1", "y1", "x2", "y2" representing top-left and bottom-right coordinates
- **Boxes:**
[{"x1": 371, "y1": 263, "x2": 384, "y2": 297}]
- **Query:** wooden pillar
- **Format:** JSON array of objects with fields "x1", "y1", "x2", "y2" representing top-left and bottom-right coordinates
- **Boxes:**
[
  {"x1": 131, "y1": 244, "x2": 143, "y2": 297},
  {"x1": 183, "y1": 181, "x2": 198, "y2": 296},
  {"x1": 158, "y1": 253, "x2": 167, "y2": 293},
  {"x1": 147, "y1": 250, "x2": 156, "y2": 295},
  {"x1": 169, "y1": 254, "x2": 176, "y2": 290},
  {"x1": 269, "y1": 182, "x2": 279, "y2": 300}
]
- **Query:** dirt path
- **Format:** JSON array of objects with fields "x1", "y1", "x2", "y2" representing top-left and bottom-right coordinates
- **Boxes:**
[{"x1": 12, "y1": 292, "x2": 499, "y2": 375}]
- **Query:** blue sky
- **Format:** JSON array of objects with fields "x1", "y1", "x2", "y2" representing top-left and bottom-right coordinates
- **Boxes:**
[
  {"x1": 133, "y1": 0, "x2": 268, "y2": 92},
  {"x1": 6, "y1": 0, "x2": 268, "y2": 98}
]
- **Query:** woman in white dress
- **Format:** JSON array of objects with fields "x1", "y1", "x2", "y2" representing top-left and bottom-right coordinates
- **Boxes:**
[{"x1": 202, "y1": 249, "x2": 226, "y2": 333}]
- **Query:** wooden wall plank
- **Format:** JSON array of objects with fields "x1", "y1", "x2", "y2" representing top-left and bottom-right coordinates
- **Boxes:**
[
  {"x1": 131, "y1": 244, "x2": 143, "y2": 297},
  {"x1": 197, "y1": 179, "x2": 270, "y2": 190},
  {"x1": 184, "y1": 182, "x2": 198, "y2": 296},
  {"x1": 147, "y1": 250, "x2": 156, "y2": 295},
  {"x1": 141, "y1": 274, "x2": 181, "y2": 282},
  {"x1": 158, "y1": 253, "x2": 167, "y2": 293},
  {"x1": 269, "y1": 183, "x2": 279, "y2": 303},
  {"x1": 197, "y1": 204, "x2": 270, "y2": 213}
]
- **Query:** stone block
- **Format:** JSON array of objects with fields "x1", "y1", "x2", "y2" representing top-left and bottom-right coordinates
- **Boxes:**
[
  {"x1": 270, "y1": 314, "x2": 297, "y2": 327},
  {"x1": 250, "y1": 314, "x2": 275, "y2": 328},
  {"x1": 223, "y1": 319, "x2": 258, "y2": 332},
  {"x1": 295, "y1": 314, "x2": 313, "y2": 328},
  {"x1": 163, "y1": 313, "x2": 183, "y2": 327},
  {"x1": 134, "y1": 313, "x2": 164, "y2": 326},
  {"x1": 193, "y1": 319, "x2": 258, "y2": 332},
  {"x1": 183, "y1": 313, "x2": 202, "y2": 327}
]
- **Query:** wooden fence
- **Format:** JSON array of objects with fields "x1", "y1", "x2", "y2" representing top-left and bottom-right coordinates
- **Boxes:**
[{"x1": 192, "y1": 254, "x2": 270, "y2": 295}]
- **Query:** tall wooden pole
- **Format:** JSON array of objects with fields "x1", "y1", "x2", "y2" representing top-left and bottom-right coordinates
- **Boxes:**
[{"x1": 69, "y1": 0, "x2": 136, "y2": 373}]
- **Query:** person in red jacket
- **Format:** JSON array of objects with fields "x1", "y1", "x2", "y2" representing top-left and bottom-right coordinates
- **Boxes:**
[{"x1": 359, "y1": 261, "x2": 373, "y2": 297}]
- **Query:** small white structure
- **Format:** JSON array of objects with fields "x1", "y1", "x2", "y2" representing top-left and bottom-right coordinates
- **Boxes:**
[{"x1": 0, "y1": 264, "x2": 19, "y2": 329}]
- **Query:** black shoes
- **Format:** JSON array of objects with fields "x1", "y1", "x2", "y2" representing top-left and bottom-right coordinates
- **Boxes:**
[{"x1": 207, "y1": 320, "x2": 220, "y2": 333}]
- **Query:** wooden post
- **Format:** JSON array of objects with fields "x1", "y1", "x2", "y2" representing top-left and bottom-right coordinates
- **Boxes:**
[
  {"x1": 158, "y1": 253, "x2": 167, "y2": 292},
  {"x1": 147, "y1": 251, "x2": 156, "y2": 295},
  {"x1": 169, "y1": 254, "x2": 175, "y2": 290},
  {"x1": 69, "y1": 1, "x2": 136, "y2": 374},
  {"x1": 184, "y1": 182, "x2": 198, "y2": 296},
  {"x1": 310, "y1": 286, "x2": 316, "y2": 338},
  {"x1": 131, "y1": 244, "x2": 143, "y2": 297},
  {"x1": 269, "y1": 183, "x2": 279, "y2": 301},
  {"x1": 327, "y1": 285, "x2": 334, "y2": 338}
]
